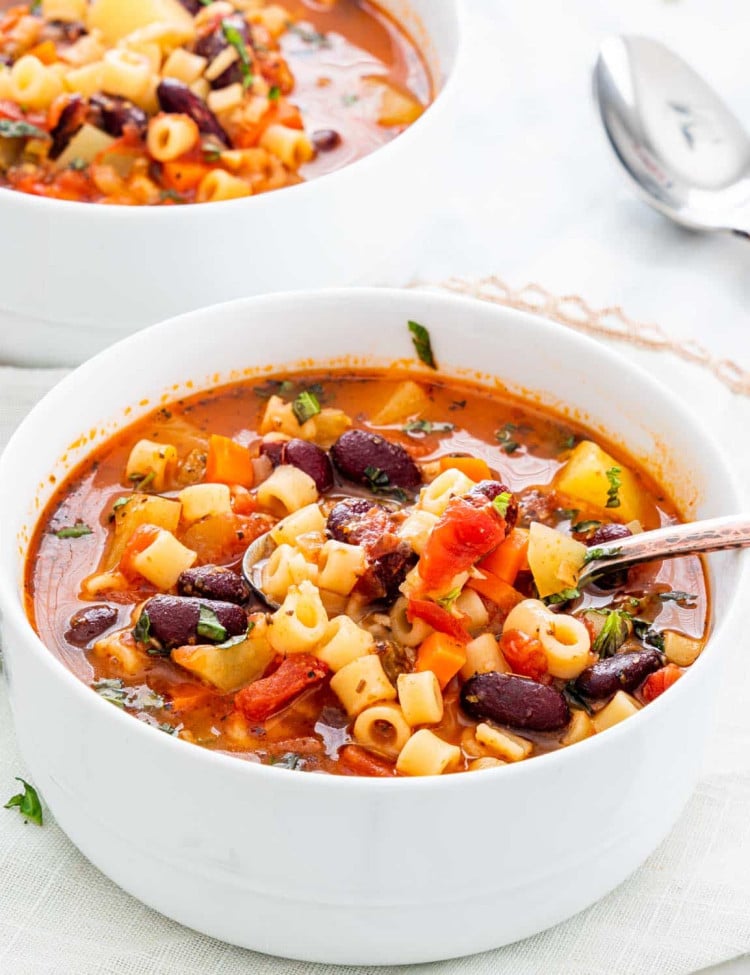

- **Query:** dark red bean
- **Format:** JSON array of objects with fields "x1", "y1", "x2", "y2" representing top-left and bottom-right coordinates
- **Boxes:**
[
  {"x1": 468, "y1": 480, "x2": 518, "y2": 529},
  {"x1": 311, "y1": 129, "x2": 341, "y2": 152},
  {"x1": 177, "y1": 0, "x2": 201, "y2": 11},
  {"x1": 49, "y1": 95, "x2": 86, "y2": 159},
  {"x1": 331, "y1": 430, "x2": 421, "y2": 492},
  {"x1": 194, "y1": 14, "x2": 250, "y2": 86},
  {"x1": 177, "y1": 565, "x2": 251, "y2": 604},
  {"x1": 138, "y1": 595, "x2": 248, "y2": 651},
  {"x1": 461, "y1": 672, "x2": 570, "y2": 732},
  {"x1": 39, "y1": 20, "x2": 87, "y2": 44},
  {"x1": 282, "y1": 439, "x2": 334, "y2": 493},
  {"x1": 259, "y1": 439, "x2": 285, "y2": 466},
  {"x1": 88, "y1": 93, "x2": 148, "y2": 138},
  {"x1": 574, "y1": 649, "x2": 663, "y2": 700},
  {"x1": 156, "y1": 79, "x2": 229, "y2": 145},
  {"x1": 326, "y1": 498, "x2": 376, "y2": 542},
  {"x1": 65, "y1": 605, "x2": 119, "y2": 646},
  {"x1": 587, "y1": 523, "x2": 632, "y2": 547}
]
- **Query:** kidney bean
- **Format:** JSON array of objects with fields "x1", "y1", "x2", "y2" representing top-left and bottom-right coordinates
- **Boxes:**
[
  {"x1": 259, "y1": 439, "x2": 285, "y2": 467},
  {"x1": 282, "y1": 439, "x2": 334, "y2": 493},
  {"x1": 177, "y1": 0, "x2": 201, "y2": 12},
  {"x1": 311, "y1": 129, "x2": 341, "y2": 152},
  {"x1": 156, "y1": 79, "x2": 229, "y2": 145},
  {"x1": 49, "y1": 95, "x2": 86, "y2": 159},
  {"x1": 461, "y1": 672, "x2": 570, "y2": 732},
  {"x1": 194, "y1": 13, "x2": 250, "y2": 85},
  {"x1": 326, "y1": 497, "x2": 376, "y2": 542},
  {"x1": 574, "y1": 648, "x2": 663, "y2": 700},
  {"x1": 331, "y1": 430, "x2": 421, "y2": 492},
  {"x1": 468, "y1": 480, "x2": 519, "y2": 528},
  {"x1": 39, "y1": 20, "x2": 87, "y2": 44},
  {"x1": 88, "y1": 93, "x2": 148, "y2": 138},
  {"x1": 177, "y1": 565, "x2": 250, "y2": 604},
  {"x1": 138, "y1": 595, "x2": 248, "y2": 651},
  {"x1": 587, "y1": 523, "x2": 632, "y2": 546},
  {"x1": 65, "y1": 605, "x2": 119, "y2": 646}
]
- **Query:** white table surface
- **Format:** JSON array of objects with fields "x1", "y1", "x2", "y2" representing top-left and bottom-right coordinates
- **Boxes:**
[{"x1": 0, "y1": 1, "x2": 748, "y2": 973}]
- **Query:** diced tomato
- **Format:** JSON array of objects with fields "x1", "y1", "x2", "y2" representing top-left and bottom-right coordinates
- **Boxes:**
[
  {"x1": 168, "y1": 682, "x2": 218, "y2": 712},
  {"x1": 407, "y1": 597, "x2": 471, "y2": 644},
  {"x1": 234, "y1": 653, "x2": 329, "y2": 722},
  {"x1": 162, "y1": 160, "x2": 211, "y2": 194},
  {"x1": 118, "y1": 524, "x2": 161, "y2": 579},
  {"x1": 641, "y1": 664, "x2": 683, "y2": 703},
  {"x1": 27, "y1": 39, "x2": 57, "y2": 64},
  {"x1": 500, "y1": 628, "x2": 548, "y2": 681},
  {"x1": 230, "y1": 484, "x2": 258, "y2": 515},
  {"x1": 0, "y1": 99, "x2": 47, "y2": 129},
  {"x1": 418, "y1": 496, "x2": 506, "y2": 592},
  {"x1": 337, "y1": 745, "x2": 397, "y2": 777}
]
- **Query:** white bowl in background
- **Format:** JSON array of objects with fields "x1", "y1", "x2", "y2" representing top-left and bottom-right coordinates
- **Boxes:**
[
  {"x1": 0, "y1": 289, "x2": 745, "y2": 965},
  {"x1": 0, "y1": 1, "x2": 462, "y2": 367}
]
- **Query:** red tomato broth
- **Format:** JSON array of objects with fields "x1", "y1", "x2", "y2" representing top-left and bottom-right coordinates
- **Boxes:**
[{"x1": 25, "y1": 371, "x2": 709, "y2": 776}]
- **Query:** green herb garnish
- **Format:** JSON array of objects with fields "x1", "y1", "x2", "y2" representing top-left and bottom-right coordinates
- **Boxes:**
[
  {"x1": 437, "y1": 586, "x2": 462, "y2": 610},
  {"x1": 253, "y1": 378, "x2": 295, "y2": 399},
  {"x1": 129, "y1": 470, "x2": 155, "y2": 492},
  {"x1": 658, "y1": 590, "x2": 697, "y2": 606},
  {"x1": 53, "y1": 522, "x2": 92, "y2": 539},
  {"x1": 292, "y1": 390, "x2": 321, "y2": 425},
  {"x1": 112, "y1": 496, "x2": 130, "y2": 514},
  {"x1": 555, "y1": 508, "x2": 579, "y2": 522},
  {"x1": 495, "y1": 423, "x2": 520, "y2": 454},
  {"x1": 632, "y1": 619, "x2": 665, "y2": 653},
  {"x1": 93, "y1": 678, "x2": 165, "y2": 711},
  {"x1": 216, "y1": 621, "x2": 254, "y2": 649},
  {"x1": 560, "y1": 434, "x2": 576, "y2": 450},
  {"x1": 544, "y1": 587, "x2": 581, "y2": 606},
  {"x1": 222, "y1": 20, "x2": 254, "y2": 89},
  {"x1": 4, "y1": 778, "x2": 42, "y2": 826},
  {"x1": 571, "y1": 519, "x2": 602, "y2": 533},
  {"x1": 67, "y1": 157, "x2": 87, "y2": 171},
  {"x1": 364, "y1": 465, "x2": 390, "y2": 491},
  {"x1": 408, "y1": 320, "x2": 437, "y2": 369},
  {"x1": 402, "y1": 419, "x2": 454, "y2": 437},
  {"x1": 562, "y1": 683, "x2": 593, "y2": 715},
  {"x1": 197, "y1": 605, "x2": 228, "y2": 643},
  {"x1": 492, "y1": 492, "x2": 512, "y2": 518},
  {"x1": 0, "y1": 118, "x2": 48, "y2": 140},
  {"x1": 288, "y1": 24, "x2": 331, "y2": 47},
  {"x1": 590, "y1": 608, "x2": 632, "y2": 659},
  {"x1": 605, "y1": 466, "x2": 622, "y2": 509},
  {"x1": 133, "y1": 610, "x2": 152, "y2": 646},
  {"x1": 269, "y1": 752, "x2": 305, "y2": 770},
  {"x1": 268, "y1": 85, "x2": 280, "y2": 101},
  {"x1": 582, "y1": 545, "x2": 623, "y2": 566}
]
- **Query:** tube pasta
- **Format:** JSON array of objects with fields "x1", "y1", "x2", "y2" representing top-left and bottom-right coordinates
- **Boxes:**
[
  {"x1": 475, "y1": 723, "x2": 533, "y2": 762},
  {"x1": 315, "y1": 616, "x2": 374, "y2": 672},
  {"x1": 178, "y1": 483, "x2": 232, "y2": 524},
  {"x1": 469, "y1": 757, "x2": 506, "y2": 771},
  {"x1": 398, "y1": 509, "x2": 438, "y2": 555},
  {"x1": 125, "y1": 439, "x2": 177, "y2": 492},
  {"x1": 504, "y1": 599, "x2": 592, "y2": 680},
  {"x1": 268, "y1": 579, "x2": 328, "y2": 654},
  {"x1": 10, "y1": 56, "x2": 64, "y2": 110},
  {"x1": 591, "y1": 691, "x2": 640, "y2": 733},
  {"x1": 353, "y1": 703, "x2": 411, "y2": 759},
  {"x1": 42, "y1": 0, "x2": 87, "y2": 21},
  {"x1": 130, "y1": 529, "x2": 197, "y2": 589},
  {"x1": 454, "y1": 588, "x2": 489, "y2": 632},
  {"x1": 196, "y1": 168, "x2": 253, "y2": 203},
  {"x1": 329, "y1": 653, "x2": 396, "y2": 717},
  {"x1": 162, "y1": 47, "x2": 207, "y2": 84},
  {"x1": 318, "y1": 540, "x2": 366, "y2": 596},
  {"x1": 102, "y1": 48, "x2": 152, "y2": 101},
  {"x1": 388, "y1": 595, "x2": 431, "y2": 648},
  {"x1": 259, "y1": 124, "x2": 315, "y2": 169},
  {"x1": 147, "y1": 113, "x2": 200, "y2": 161},
  {"x1": 395, "y1": 729, "x2": 461, "y2": 777},
  {"x1": 262, "y1": 544, "x2": 318, "y2": 603},
  {"x1": 270, "y1": 503, "x2": 325, "y2": 547},
  {"x1": 396, "y1": 671, "x2": 443, "y2": 726},
  {"x1": 249, "y1": 4, "x2": 292, "y2": 38},
  {"x1": 418, "y1": 468, "x2": 475, "y2": 516},
  {"x1": 207, "y1": 82, "x2": 245, "y2": 115},
  {"x1": 64, "y1": 62, "x2": 106, "y2": 97},
  {"x1": 460, "y1": 633, "x2": 507, "y2": 681},
  {"x1": 256, "y1": 464, "x2": 318, "y2": 515}
]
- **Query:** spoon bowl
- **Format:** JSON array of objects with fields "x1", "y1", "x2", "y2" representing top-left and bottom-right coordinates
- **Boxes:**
[{"x1": 594, "y1": 35, "x2": 750, "y2": 235}]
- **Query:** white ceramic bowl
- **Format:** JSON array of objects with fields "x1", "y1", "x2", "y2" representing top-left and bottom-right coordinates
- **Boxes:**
[
  {"x1": 0, "y1": 1, "x2": 462, "y2": 367},
  {"x1": 0, "y1": 289, "x2": 745, "y2": 965}
]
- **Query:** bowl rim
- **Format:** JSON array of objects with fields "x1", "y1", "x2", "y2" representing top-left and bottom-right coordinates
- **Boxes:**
[
  {"x1": 1, "y1": 286, "x2": 746, "y2": 794},
  {"x1": 0, "y1": 0, "x2": 464, "y2": 219}
]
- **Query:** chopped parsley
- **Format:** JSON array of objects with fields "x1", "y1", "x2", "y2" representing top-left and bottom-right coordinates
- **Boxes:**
[
  {"x1": 408, "y1": 320, "x2": 437, "y2": 369},
  {"x1": 93, "y1": 678, "x2": 165, "y2": 711},
  {"x1": 133, "y1": 610, "x2": 152, "y2": 646},
  {"x1": 268, "y1": 85, "x2": 281, "y2": 102},
  {"x1": 53, "y1": 522, "x2": 92, "y2": 539},
  {"x1": 222, "y1": 20, "x2": 254, "y2": 89},
  {"x1": 67, "y1": 157, "x2": 88, "y2": 171},
  {"x1": 632, "y1": 619, "x2": 665, "y2": 653},
  {"x1": 129, "y1": 470, "x2": 155, "y2": 492},
  {"x1": 402, "y1": 419, "x2": 454, "y2": 438},
  {"x1": 495, "y1": 423, "x2": 520, "y2": 454},
  {"x1": 196, "y1": 605, "x2": 228, "y2": 643},
  {"x1": 605, "y1": 466, "x2": 622, "y2": 509},
  {"x1": 583, "y1": 545, "x2": 623, "y2": 566},
  {"x1": 292, "y1": 390, "x2": 321, "y2": 425},
  {"x1": 544, "y1": 587, "x2": 581, "y2": 606},
  {"x1": 4, "y1": 778, "x2": 42, "y2": 826},
  {"x1": 363, "y1": 466, "x2": 407, "y2": 502},
  {"x1": 253, "y1": 378, "x2": 295, "y2": 399},
  {"x1": 216, "y1": 622, "x2": 254, "y2": 649},
  {"x1": 590, "y1": 608, "x2": 632, "y2": 659},
  {"x1": 563, "y1": 683, "x2": 593, "y2": 715},
  {"x1": 160, "y1": 188, "x2": 185, "y2": 203},
  {"x1": 112, "y1": 496, "x2": 131, "y2": 514},
  {"x1": 202, "y1": 138, "x2": 224, "y2": 162},
  {"x1": 571, "y1": 519, "x2": 602, "y2": 534},
  {"x1": 0, "y1": 119, "x2": 48, "y2": 140},
  {"x1": 492, "y1": 492, "x2": 512, "y2": 518},
  {"x1": 559, "y1": 434, "x2": 577, "y2": 450},
  {"x1": 288, "y1": 24, "x2": 331, "y2": 48},
  {"x1": 437, "y1": 586, "x2": 462, "y2": 610},
  {"x1": 268, "y1": 752, "x2": 306, "y2": 770},
  {"x1": 555, "y1": 507, "x2": 579, "y2": 522}
]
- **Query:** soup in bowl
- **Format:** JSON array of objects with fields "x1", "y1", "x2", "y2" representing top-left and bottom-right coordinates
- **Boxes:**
[{"x1": 0, "y1": 289, "x2": 744, "y2": 964}]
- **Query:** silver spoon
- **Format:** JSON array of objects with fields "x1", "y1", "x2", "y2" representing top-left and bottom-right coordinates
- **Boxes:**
[
  {"x1": 243, "y1": 515, "x2": 750, "y2": 609},
  {"x1": 593, "y1": 35, "x2": 750, "y2": 236}
]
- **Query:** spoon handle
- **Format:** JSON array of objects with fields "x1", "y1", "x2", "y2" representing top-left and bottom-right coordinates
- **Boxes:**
[{"x1": 578, "y1": 514, "x2": 750, "y2": 588}]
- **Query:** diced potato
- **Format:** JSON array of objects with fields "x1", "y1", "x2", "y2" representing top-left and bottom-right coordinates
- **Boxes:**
[
  {"x1": 309, "y1": 408, "x2": 352, "y2": 449},
  {"x1": 475, "y1": 723, "x2": 533, "y2": 762},
  {"x1": 591, "y1": 690, "x2": 640, "y2": 733},
  {"x1": 91, "y1": 628, "x2": 144, "y2": 675},
  {"x1": 55, "y1": 123, "x2": 115, "y2": 169},
  {"x1": 178, "y1": 483, "x2": 232, "y2": 525},
  {"x1": 460, "y1": 633, "x2": 507, "y2": 680},
  {"x1": 106, "y1": 493, "x2": 182, "y2": 568},
  {"x1": 372, "y1": 381, "x2": 430, "y2": 425},
  {"x1": 125, "y1": 438, "x2": 177, "y2": 492},
  {"x1": 365, "y1": 78, "x2": 424, "y2": 127},
  {"x1": 469, "y1": 757, "x2": 506, "y2": 771},
  {"x1": 87, "y1": 0, "x2": 194, "y2": 44},
  {"x1": 555, "y1": 441, "x2": 658, "y2": 528},
  {"x1": 131, "y1": 530, "x2": 197, "y2": 589},
  {"x1": 663, "y1": 631, "x2": 703, "y2": 667},
  {"x1": 561, "y1": 709, "x2": 594, "y2": 746},
  {"x1": 172, "y1": 615, "x2": 274, "y2": 693},
  {"x1": 527, "y1": 522, "x2": 587, "y2": 599}
]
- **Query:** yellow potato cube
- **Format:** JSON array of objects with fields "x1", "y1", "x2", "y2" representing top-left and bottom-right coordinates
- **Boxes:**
[
  {"x1": 88, "y1": 0, "x2": 194, "y2": 44},
  {"x1": 372, "y1": 380, "x2": 430, "y2": 425},
  {"x1": 131, "y1": 530, "x2": 197, "y2": 589},
  {"x1": 172, "y1": 615, "x2": 273, "y2": 693},
  {"x1": 527, "y1": 522, "x2": 587, "y2": 599}
]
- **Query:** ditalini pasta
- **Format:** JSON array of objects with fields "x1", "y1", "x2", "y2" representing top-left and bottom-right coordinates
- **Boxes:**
[
  {"x1": 26, "y1": 331, "x2": 710, "y2": 776},
  {"x1": 0, "y1": 0, "x2": 431, "y2": 204}
]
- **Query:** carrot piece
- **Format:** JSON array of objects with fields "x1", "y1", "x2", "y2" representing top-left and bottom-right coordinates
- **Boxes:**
[
  {"x1": 118, "y1": 523, "x2": 161, "y2": 579},
  {"x1": 205, "y1": 434, "x2": 254, "y2": 487},
  {"x1": 500, "y1": 629, "x2": 548, "y2": 681},
  {"x1": 338, "y1": 745, "x2": 397, "y2": 777},
  {"x1": 416, "y1": 632, "x2": 467, "y2": 689},
  {"x1": 168, "y1": 682, "x2": 218, "y2": 712},
  {"x1": 235, "y1": 653, "x2": 329, "y2": 721},
  {"x1": 162, "y1": 160, "x2": 211, "y2": 193},
  {"x1": 438, "y1": 456, "x2": 492, "y2": 482},
  {"x1": 478, "y1": 528, "x2": 529, "y2": 585},
  {"x1": 229, "y1": 484, "x2": 258, "y2": 515},
  {"x1": 407, "y1": 597, "x2": 471, "y2": 644},
  {"x1": 642, "y1": 664, "x2": 683, "y2": 703},
  {"x1": 468, "y1": 572, "x2": 524, "y2": 614},
  {"x1": 27, "y1": 40, "x2": 57, "y2": 64}
]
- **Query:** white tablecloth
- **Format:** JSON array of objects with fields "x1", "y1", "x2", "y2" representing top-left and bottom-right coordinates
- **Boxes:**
[{"x1": 1, "y1": 1, "x2": 749, "y2": 972}]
